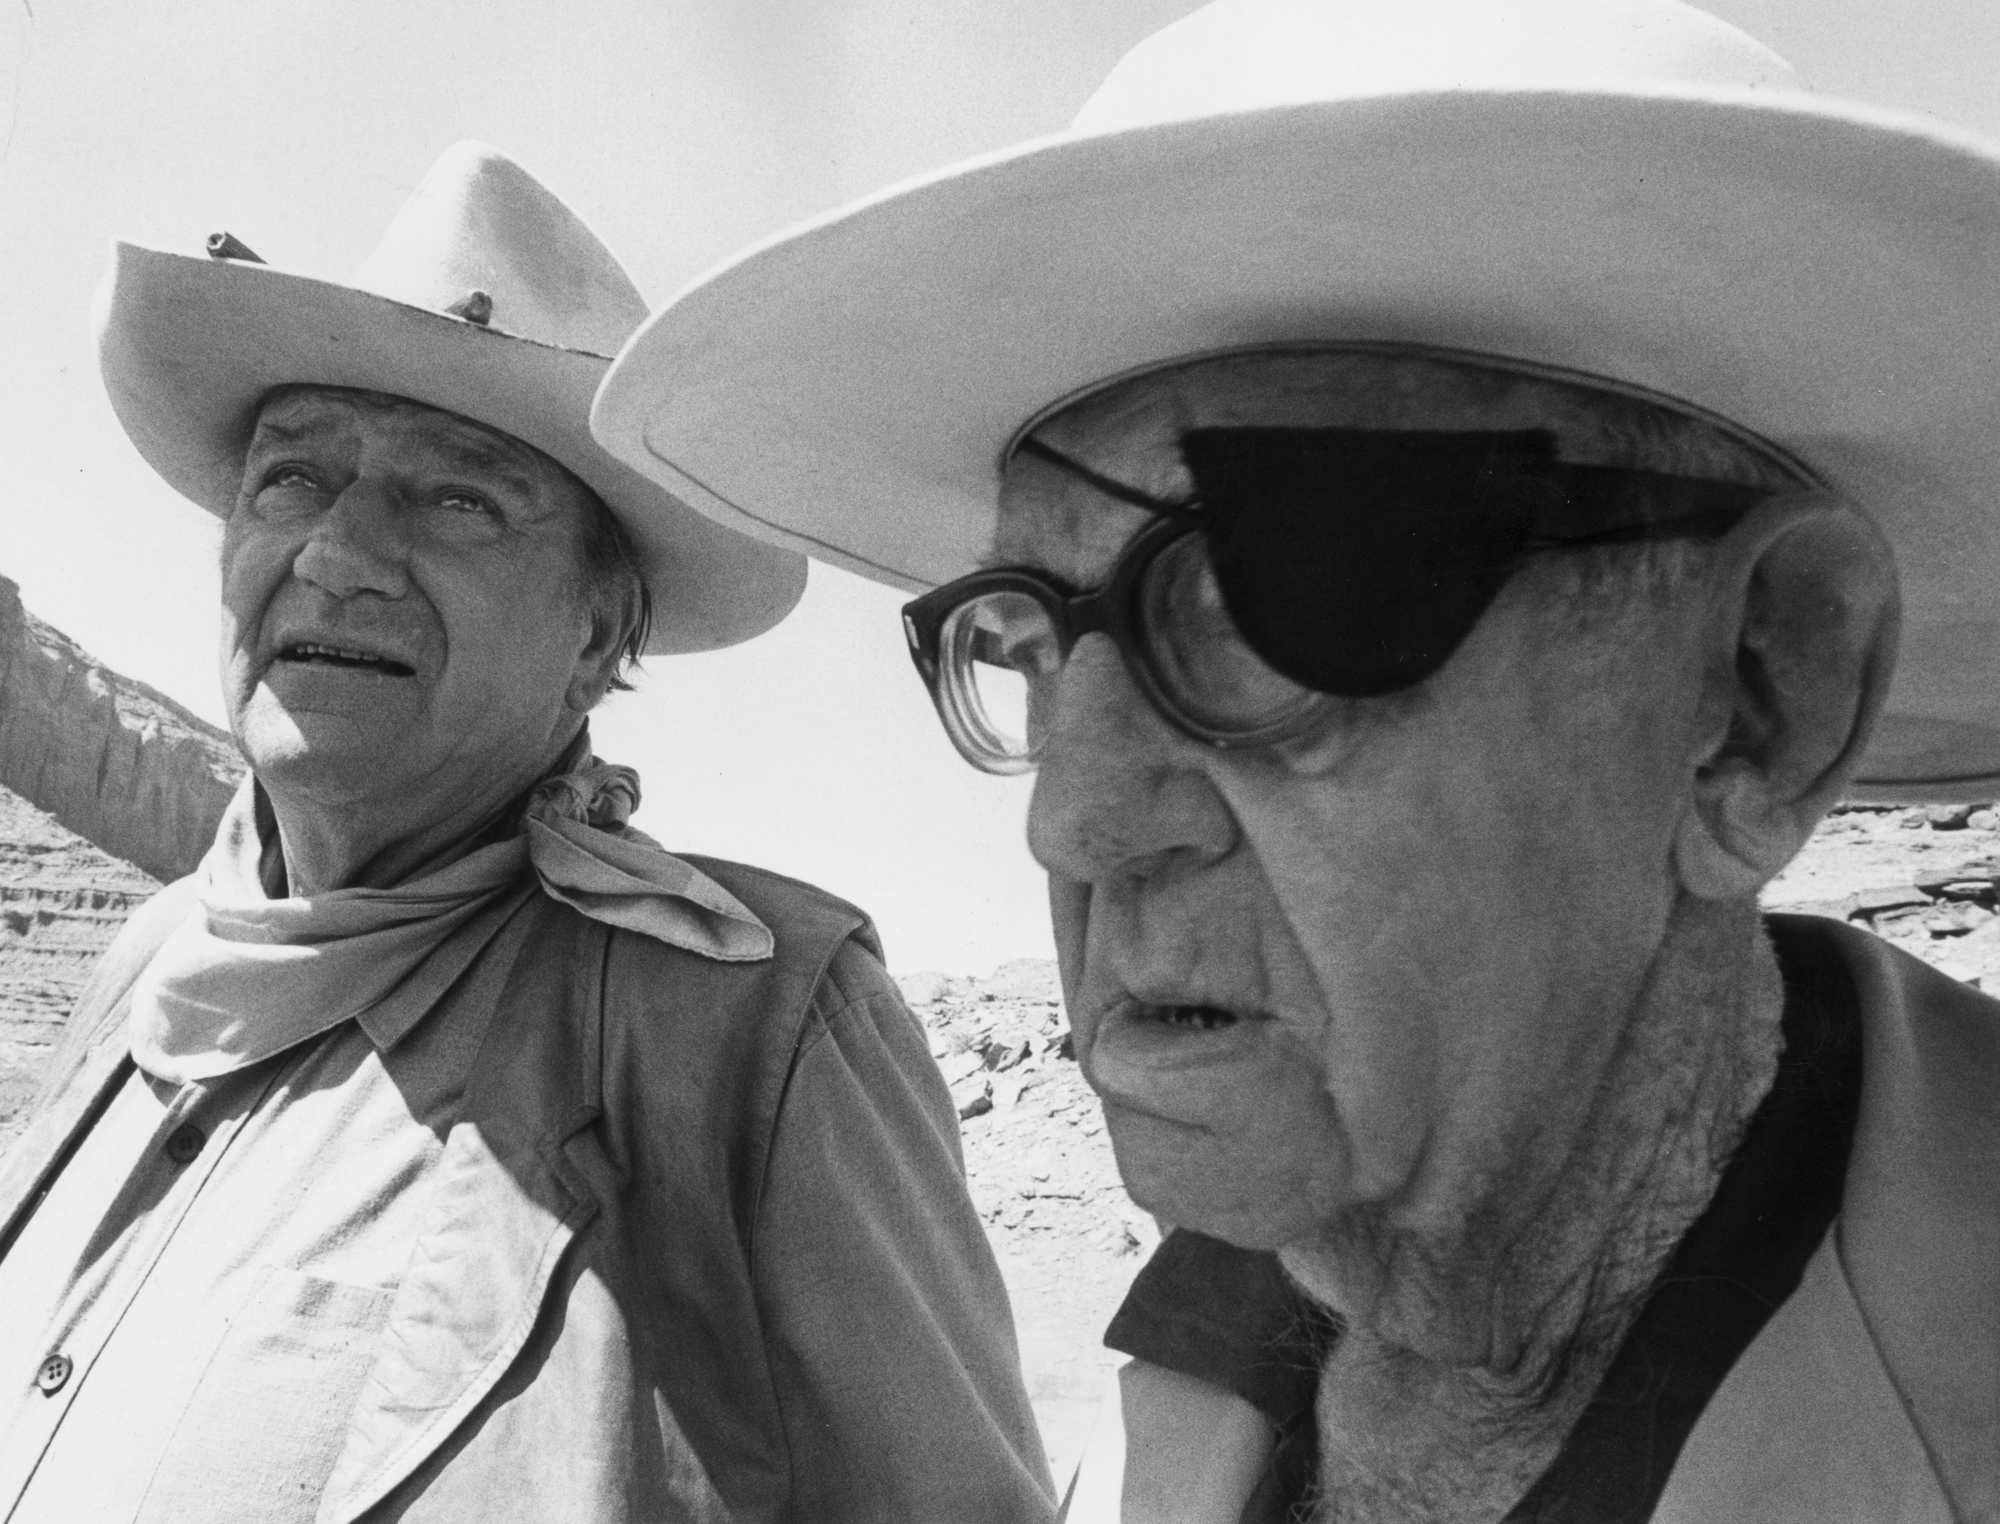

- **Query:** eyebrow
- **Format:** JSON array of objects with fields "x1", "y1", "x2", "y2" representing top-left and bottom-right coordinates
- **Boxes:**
[
  {"x1": 419, "y1": 434, "x2": 541, "y2": 496},
  {"x1": 245, "y1": 411, "x2": 544, "y2": 499},
  {"x1": 244, "y1": 416, "x2": 317, "y2": 447}
]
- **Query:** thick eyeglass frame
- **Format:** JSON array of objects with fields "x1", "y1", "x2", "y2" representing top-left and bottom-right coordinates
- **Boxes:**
[
  {"x1": 903, "y1": 511, "x2": 1331, "y2": 774},
  {"x1": 902, "y1": 437, "x2": 1773, "y2": 775}
]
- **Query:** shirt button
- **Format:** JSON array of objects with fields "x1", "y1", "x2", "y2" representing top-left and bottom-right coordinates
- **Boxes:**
[
  {"x1": 35, "y1": 1353, "x2": 72, "y2": 1395},
  {"x1": 164, "y1": 1124, "x2": 206, "y2": 1165}
]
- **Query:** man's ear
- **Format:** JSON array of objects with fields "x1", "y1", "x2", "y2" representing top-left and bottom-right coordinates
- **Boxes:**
[
  {"x1": 1673, "y1": 500, "x2": 1900, "y2": 901},
  {"x1": 564, "y1": 596, "x2": 633, "y2": 715}
]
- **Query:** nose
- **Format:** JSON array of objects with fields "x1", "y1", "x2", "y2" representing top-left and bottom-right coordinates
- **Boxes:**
[
  {"x1": 291, "y1": 481, "x2": 410, "y2": 599},
  {"x1": 1027, "y1": 635, "x2": 1238, "y2": 886}
]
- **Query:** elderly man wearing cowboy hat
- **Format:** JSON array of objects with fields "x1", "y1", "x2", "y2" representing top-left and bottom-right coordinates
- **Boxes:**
[
  {"x1": 594, "y1": 0, "x2": 2000, "y2": 1517},
  {"x1": 0, "y1": 144, "x2": 1055, "y2": 1522}
]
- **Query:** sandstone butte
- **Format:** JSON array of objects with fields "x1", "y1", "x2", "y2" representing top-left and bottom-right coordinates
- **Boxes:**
[
  {"x1": 0, "y1": 575, "x2": 241, "y2": 882},
  {"x1": 0, "y1": 786, "x2": 158, "y2": 1137},
  {"x1": 0, "y1": 575, "x2": 241, "y2": 1142}
]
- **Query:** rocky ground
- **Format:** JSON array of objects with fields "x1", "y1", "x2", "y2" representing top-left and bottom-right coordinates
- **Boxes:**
[
  {"x1": 3, "y1": 793, "x2": 1998, "y2": 1487},
  {"x1": 896, "y1": 959, "x2": 1152, "y2": 1487},
  {"x1": 1762, "y1": 800, "x2": 2000, "y2": 983}
]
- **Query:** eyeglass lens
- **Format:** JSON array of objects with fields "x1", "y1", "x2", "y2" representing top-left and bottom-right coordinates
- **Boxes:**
[
  {"x1": 935, "y1": 533, "x2": 1324, "y2": 768},
  {"x1": 1137, "y1": 532, "x2": 1322, "y2": 732},
  {"x1": 938, "y1": 591, "x2": 1052, "y2": 765}
]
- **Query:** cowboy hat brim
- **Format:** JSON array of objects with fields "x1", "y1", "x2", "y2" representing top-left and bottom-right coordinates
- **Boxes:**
[
  {"x1": 100, "y1": 241, "x2": 806, "y2": 655},
  {"x1": 594, "y1": 87, "x2": 2000, "y2": 798}
]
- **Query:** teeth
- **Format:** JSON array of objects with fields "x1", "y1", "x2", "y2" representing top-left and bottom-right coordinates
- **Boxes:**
[
  {"x1": 280, "y1": 641, "x2": 412, "y2": 674},
  {"x1": 294, "y1": 642, "x2": 379, "y2": 662},
  {"x1": 1148, "y1": 1004, "x2": 1240, "y2": 1031}
]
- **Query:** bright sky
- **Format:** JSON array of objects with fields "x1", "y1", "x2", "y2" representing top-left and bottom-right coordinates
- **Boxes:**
[{"x1": 1, "y1": 0, "x2": 1996, "y2": 974}]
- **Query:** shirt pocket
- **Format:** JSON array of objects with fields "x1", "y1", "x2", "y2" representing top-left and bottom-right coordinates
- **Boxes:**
[{"x1": 136, "y1": 1265, "x2": 394, "y2": 1524}]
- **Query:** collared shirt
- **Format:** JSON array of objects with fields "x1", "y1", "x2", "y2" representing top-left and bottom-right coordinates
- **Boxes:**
[{"x1": 0, "y1": 891, "x2": 534, "y2": 1522}]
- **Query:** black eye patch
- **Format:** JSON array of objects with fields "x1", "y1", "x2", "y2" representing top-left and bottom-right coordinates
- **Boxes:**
[{"x1": 1178, "y1": 427, "x2": 1765, "y2": 697}]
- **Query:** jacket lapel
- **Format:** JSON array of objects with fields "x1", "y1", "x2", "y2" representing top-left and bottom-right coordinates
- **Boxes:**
[
  {"x1": 1658, "y1": 918, "x2": 1999, "y2": 1523},
  {"x1": 317, "y1": 903, "x2": 609, "y2": 1524},
  {"x1": 1654, "y1": 1238, "x2": 1953, "y2": 1524},
  {"x1": 1825, "y1": 924, "x2": 2000, "y2": 1521}
]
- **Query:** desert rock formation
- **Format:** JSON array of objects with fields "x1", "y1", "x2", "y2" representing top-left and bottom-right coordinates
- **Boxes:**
[
  {"x1": 0, "y1": 578, "x2": 239, "y2": 1144},
  {"x1": 0, "y1": 784, "x2": 158, "y2": 1141},
  {"x1": 0, "y1": 574, "x2": 240, "y2": 884}
]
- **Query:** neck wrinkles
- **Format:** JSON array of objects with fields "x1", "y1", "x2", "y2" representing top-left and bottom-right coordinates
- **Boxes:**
[
  {"x1": 1295, "y1": 896, "x2": 1785, "y2": 1510},
  {"x1": 1486, "y1": 895, "x2": 1784, "y2": 1377},
  {"x1": 260, "y1": 725, "x2": 589, "y2": 897}
]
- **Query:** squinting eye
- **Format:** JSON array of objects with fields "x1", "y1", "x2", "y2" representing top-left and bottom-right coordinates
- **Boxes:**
[
  {"x1": 248, "y1": 464, "x2": 327, "y2": 514},
  {"x1": 436, "y1": 489, "x2": 495, "y2": 517},
  {"x1": 261, "y1": 465, "x2": 320, "y2": 492}
]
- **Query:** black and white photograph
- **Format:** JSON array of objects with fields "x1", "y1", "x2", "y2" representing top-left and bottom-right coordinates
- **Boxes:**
[{"x1": 0, "y1": 1, "x2": 1993, "y2": 1519}]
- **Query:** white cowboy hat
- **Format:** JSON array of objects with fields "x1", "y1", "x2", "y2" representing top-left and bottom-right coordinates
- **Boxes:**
[
  {"x1": 98, "y1": 140, "x2": 806, "y2": 655},
  {"x1": 593, "y1": 0, "x2": 2000, "y2": 798}
]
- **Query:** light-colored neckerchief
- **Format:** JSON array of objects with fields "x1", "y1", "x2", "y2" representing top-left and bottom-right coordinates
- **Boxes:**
[{"x1": 128, "y1": 746, "x2": 772, "y2": 1084}]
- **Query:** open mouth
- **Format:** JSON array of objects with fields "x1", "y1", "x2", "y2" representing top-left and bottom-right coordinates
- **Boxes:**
[
  {"x1": 1138, "y1": 1003, "x2": 1242, "y2": 1031},
  {"x1": 277, "y1": 642, "x2": 416, "y2": 677}
]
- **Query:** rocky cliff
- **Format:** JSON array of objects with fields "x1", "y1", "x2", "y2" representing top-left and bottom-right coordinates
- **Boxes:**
[
  {"x1": 0, "y1": 784, "x2": 159, "y2": 1142},
  {"x1": 0, "y1": 574, "x2": 241, "y2": 882},
  {"x1": 0, "y1": 579, "x2": 238, "y2": 1146}
]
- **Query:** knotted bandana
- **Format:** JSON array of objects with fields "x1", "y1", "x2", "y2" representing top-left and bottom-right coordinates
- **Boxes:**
[{"x1": 129, "y1": 743, "x2": 773, "y2": 1083}]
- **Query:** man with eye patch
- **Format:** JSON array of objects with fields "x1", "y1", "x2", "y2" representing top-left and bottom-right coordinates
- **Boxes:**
[
  {"x1": 0, "y1": 145, "x2": 1055, "y2": 1522},
  {"x1": 596, "y1": 0, "x2": 2000, "y2": 1518}
]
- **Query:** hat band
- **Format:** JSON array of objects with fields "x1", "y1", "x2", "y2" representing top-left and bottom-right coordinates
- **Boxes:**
[{"x1": 1004, "y1": 341, "x2": 1819, "y2": 494}]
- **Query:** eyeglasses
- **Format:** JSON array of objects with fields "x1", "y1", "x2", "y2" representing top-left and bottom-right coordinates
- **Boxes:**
[
  {"x1": 902, "y1": 428, "x2": 1775, "y2": 775},
  {"x1": 905, "y1": 511, "x2": 1328, "y2": 774}
]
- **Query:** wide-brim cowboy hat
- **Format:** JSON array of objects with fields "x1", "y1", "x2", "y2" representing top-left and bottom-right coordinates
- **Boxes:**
[
  {"x1": 593, "y1": 0, "x2": 2000, "y2": 798},
  {"x1": 99, "y1": 140, "x2": 805, "y2": 655}
]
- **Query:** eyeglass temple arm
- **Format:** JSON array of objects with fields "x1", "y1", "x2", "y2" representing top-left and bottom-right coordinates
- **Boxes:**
[{"x1": 1013, "y1": 437, "x2": 1200, "y2": 521}]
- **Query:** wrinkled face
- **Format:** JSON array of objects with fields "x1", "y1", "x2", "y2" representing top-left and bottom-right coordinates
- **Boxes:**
[
  {"x1": 1001, "y1": 364, "x2": 1724, "y2": 1252},
  {"x1": 221, "y1": 387, "x2": 600, "y2": 815}
]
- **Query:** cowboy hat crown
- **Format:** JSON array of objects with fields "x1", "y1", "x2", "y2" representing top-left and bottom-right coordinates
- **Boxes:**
[
  {"x1": 352, "y1": 143, "x2": 643, "y2": 356},
  {"x1": 1074, "y1": 0, "x2": 1794, "y2": 129},
  {"x1": 99, "y1": 141, "x2": 805, "y2": 655}
]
